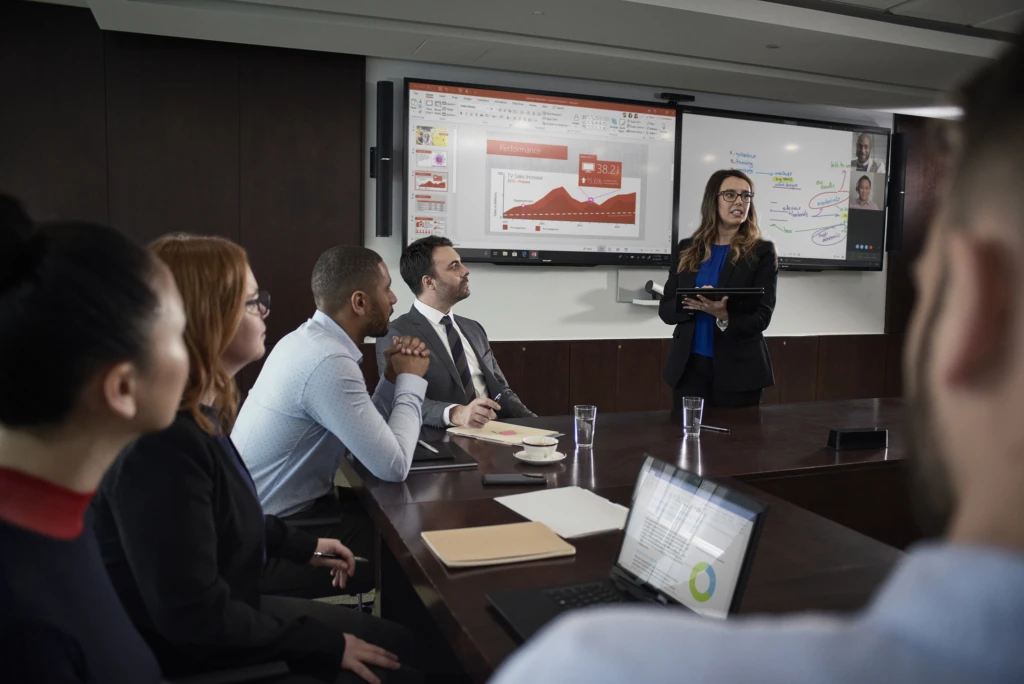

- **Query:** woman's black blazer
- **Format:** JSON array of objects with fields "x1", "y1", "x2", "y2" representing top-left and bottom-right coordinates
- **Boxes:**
[{"x1": 659, "y1": 238, "x2": 778, "y2": 394}]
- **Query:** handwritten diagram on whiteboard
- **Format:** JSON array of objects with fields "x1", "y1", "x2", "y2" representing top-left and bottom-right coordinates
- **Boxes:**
[{"x1": 678, "y1": 114, "x2": 855, "y2": 262}]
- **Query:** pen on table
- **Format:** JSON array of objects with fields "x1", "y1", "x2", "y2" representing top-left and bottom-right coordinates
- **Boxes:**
[
  {"x1": 313, "y1": 552, "x2": 370, "y2": 563},
  {"x1": 700, "y1": 425, "x2": 731, "y2": 434},
  {"x1": 417, "y1": 439, "x2": 439, "y2": 454}
]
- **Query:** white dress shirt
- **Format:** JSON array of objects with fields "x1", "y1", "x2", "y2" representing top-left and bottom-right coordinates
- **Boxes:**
[
  {"x1": 850, "y1": 157, "x2": 886, "y2": 174},
  {"x1": 413, "y1": 299, "x2": 488, "y2": 425},
  {"x1": 490, "y1": 543, "x2": 1024, "y2": 684}
]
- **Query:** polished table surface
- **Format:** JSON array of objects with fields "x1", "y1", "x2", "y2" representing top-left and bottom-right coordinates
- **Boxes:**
[
  {"x1": 354, "y1": 398, "x2": 906, "y2": 507},
  {"x1": 341, "y1": 399, "x2": 909, "y2": 682}
]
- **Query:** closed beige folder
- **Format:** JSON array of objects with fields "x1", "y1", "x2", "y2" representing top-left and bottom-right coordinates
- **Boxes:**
[{"x1": 421, "y1": 521, "x2": 576, "y2": 568}]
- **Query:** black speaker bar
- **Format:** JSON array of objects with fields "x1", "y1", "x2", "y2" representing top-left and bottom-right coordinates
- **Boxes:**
[{"x1": 371, "y1": 81, "x2": 394, "y2": 238}]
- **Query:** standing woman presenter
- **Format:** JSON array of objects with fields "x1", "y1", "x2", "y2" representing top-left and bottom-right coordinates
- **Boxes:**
[{"x1": 660, "y1": 169, "x2": 778, "y2": 409}]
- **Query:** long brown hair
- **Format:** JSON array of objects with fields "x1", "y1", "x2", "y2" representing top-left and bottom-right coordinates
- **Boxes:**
[
  {"x1": 149, "y1": 234, "x2": 248, "y2": 435},
  {"x1": 677, "y1": 169, "x2": 763, "y2": 273}
]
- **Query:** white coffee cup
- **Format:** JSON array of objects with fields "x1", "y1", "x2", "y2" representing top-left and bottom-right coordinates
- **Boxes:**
[{"x1": 522, "y1": 436, "x2": 559, "y2": 460}]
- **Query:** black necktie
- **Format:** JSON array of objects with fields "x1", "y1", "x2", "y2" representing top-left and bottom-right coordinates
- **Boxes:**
[{"x1": 441, "y1": 315, "x2": 476, "y2": 403}]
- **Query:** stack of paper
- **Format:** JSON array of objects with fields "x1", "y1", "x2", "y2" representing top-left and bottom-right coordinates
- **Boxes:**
[
  {"x1": 447, "y1": 420, "x2": 559, "y2": 446},
  {"x1": 421, "y1": 521, "x2": 576, "y2": 568},
  {"x1": 495, "y1": 486, "x2": 629, "y2": 539}
]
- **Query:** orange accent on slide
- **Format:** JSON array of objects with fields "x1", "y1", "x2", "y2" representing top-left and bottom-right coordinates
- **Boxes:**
[{"x1": 487, "y1": 140, "x2": 569, "y2": 160}]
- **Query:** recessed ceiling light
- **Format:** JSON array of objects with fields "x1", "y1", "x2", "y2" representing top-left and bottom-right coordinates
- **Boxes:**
[
  {"x1": 533, "y1": 10, "x2": 544, "y2": 15},
  {"x1": 766, "y1": 44, "x2": 781, "y2": 49}
]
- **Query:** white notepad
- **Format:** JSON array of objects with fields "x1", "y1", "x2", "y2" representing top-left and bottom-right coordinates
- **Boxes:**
[{"x1": 495, "y1": 486, "x2": 629, "y2": 539}]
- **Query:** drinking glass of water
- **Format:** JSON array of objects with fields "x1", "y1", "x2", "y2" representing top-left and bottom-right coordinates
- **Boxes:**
[
  {"x1": 574, "y1": 405, "x2": 597, "y2": 448},
  {"x1": 682, "y1": 397, "x2": 704, "y2": 438}
]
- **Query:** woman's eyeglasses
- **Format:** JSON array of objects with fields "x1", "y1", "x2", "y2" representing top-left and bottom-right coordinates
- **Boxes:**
[
  {"x1": 245, "y1": 289, "x2": 271, "y2": 316},
  {"x1": 718, "y1": 190, "x2": 754, "y2": 203}
]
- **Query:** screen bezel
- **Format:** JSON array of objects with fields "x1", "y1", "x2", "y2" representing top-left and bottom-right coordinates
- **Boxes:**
[
  {"x1": 403, "y1": 77, "x2": 682, "y2": 268},
  {"x1": 610, "y1": 454, "x2": 767, "y2": 617},
  {"x1": 676, "y1": 104, "x2": 891, "y2": 272}
]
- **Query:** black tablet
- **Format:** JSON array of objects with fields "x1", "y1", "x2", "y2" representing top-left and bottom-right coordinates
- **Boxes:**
[{"x1": 675, "y1": 287, "x2": 764, "y2": 313}]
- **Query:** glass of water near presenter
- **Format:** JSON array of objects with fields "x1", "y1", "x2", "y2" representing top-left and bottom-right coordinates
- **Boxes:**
[{"x1": 659, "y1": 169, "x2": 779, "y2": 411}]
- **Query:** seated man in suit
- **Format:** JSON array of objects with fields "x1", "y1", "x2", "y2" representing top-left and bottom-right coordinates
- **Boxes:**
[
  {"x1": 233, "y1": 245, "x2": 430, "y2": 596},
  {"x1": 377, "y1": 236, "x2": 535, "y2": 429}
]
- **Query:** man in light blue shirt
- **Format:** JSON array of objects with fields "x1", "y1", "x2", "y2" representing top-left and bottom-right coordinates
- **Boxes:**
[
  {"x1": 233, "y1": 245, "x2": 430, "y2": 595},
  {"x1": 492, "y1": 33, "x2": 1024, "y2": 684}
]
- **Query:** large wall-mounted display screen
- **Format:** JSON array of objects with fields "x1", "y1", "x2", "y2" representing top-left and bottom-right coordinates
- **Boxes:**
[
  {"x1": 678, "y1": 109, "x2": 889, "y2": 271},
  {"x1": 405, "y1": 79, "x2": 679, "y2": 266}
]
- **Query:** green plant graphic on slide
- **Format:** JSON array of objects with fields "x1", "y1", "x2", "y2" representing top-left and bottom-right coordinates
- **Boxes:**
[{"x1": 689, "y1": 562, "x2": 717, "y2": 602}]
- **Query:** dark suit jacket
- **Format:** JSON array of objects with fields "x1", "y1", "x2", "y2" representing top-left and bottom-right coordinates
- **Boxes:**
[
  {"x1": 91, "y1": 411, "x2": 344, "y2": 678},
  {"x1": 376, "y1": 304, "x2": 535, "y2": 428},
  {"x1": 659, "y1": 238, "x2": 778, "y2": 394}
]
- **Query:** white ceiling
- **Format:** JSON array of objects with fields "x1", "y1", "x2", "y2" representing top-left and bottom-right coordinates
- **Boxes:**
[{"x1": 38, "y1": 0, "x2": 1018, "y2": 109}]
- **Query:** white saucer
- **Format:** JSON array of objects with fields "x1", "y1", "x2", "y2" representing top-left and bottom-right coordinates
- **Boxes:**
[{"x1": 513, "y1": 450, "x2": 566, "y2": 465}]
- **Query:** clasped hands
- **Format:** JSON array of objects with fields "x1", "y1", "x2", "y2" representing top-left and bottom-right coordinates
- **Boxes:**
[{"x1": 383, "y1": 335, "x2": 431, "y2": 382}]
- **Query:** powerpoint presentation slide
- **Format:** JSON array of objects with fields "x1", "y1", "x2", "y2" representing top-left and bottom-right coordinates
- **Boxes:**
[
  {"x1": 415, "y1": 149, "x2": 448, "y2": 168},
  {"x1": 412, "y1": 215, "x2": 446, "y2": 237},
  {"x1": 849, "y1": 172, "x2": 883, "y2": 211},
  {"x1": 849, "y1": 132, "x2": 888, "y2": 174},
  {"x1": 415, "y1": 125, "x2": 449, "y2": 147},
  {"x1": 485, "y1": 134, "x2": 649, "y2": 239},
  {"x1": 413, "y1": 194, "x2": 447, "y2": 213},
  {"x1": 414, "y1": 171, "x2": 448, "y2": 192}
]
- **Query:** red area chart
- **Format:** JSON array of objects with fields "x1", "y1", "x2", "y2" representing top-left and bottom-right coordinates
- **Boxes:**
[{"x1": 502, "y1": 187, "x2": 636, "y2": 224}]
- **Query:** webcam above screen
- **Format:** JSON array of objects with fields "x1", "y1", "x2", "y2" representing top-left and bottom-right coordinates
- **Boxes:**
[{"x1": 403, "y1": 79, "x2": 679, "y2": 267}]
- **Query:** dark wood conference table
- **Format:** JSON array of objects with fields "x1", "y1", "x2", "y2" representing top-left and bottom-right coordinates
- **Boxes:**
[{"x1": 340, "y1": 398, "x2": 914, "y2": 682}]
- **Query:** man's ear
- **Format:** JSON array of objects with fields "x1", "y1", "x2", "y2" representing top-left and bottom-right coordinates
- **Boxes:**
[
  {"x1": 350, "y1": 290, "x2": 368, "y2": 317},
  {"x1": 98, "y1": 361, "x2": 139, "y2": 421},
  {"x1": 421, "y1": 274, "x2": 433, "y2": 292},
  {"x1": 943, "y1": 234, "x2": 1013, "y2": 388}
]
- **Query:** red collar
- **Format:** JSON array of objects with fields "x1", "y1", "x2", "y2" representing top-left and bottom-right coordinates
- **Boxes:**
[{"x1": 0, "y1": 466, "x2": 94, "y2": 540}]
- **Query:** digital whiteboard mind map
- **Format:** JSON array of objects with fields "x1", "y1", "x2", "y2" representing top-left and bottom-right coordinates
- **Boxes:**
[{"x1": 679, "y1": 114, "x2": 862, "y2": 262}]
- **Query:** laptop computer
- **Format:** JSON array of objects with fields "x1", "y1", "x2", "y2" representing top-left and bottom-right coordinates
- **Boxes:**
[{"x1": 487, "y1": 454, "x2": 767, "y2": 642}]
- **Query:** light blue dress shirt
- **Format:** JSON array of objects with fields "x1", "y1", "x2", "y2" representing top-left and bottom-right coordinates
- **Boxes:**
[
  {"x1": 233, "y1": 310, "x2": 427, "y2": 516},
  {"x1": 491, "y1": 544, "x2": 1024, "y2": 684}
]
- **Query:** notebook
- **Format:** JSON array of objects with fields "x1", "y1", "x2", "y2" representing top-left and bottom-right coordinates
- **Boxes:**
[
  {"x1": 446, "y1": 421, "x2": 559, "y2": 446},
  {"x1": 495, "y1": 486, "x2": 629, "y2": 539},
  {"x1": 420, "y1": 521, "x2": 576, "y2": 568}
]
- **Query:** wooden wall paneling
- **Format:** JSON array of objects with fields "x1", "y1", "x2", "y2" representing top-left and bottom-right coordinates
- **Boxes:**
[
  {"x1": 815, "y1": 335, "x2": 887, "y2": 401},
  {"x1": 569, "y1": 340, "x2": 617, "y2": 413},
  {"x1": 105, "y1": 33, "x2": 239, "y2": 245},
  {"x1": 657, "y1": 339, "x2": 674, "y2": 409},
  {"x1": 885, "y1": 114, "x2": 945, "y2": 335},
  {"x1": 0, "y1": 2, "x2": 107, "y2": 223},
  {"x1": 615, "y1": 339, "x2": 666, "y2": 412},
  {"x1": 489, "y1": 342, "x2": 525, "y2": 402},
  {"x1": 771, "y1": 336, "x2": 820, "y2": 404},
  {"x1": 883, "y1": 333, "x2": 904, "y2": 398},
  {"x1": 240, "y1": 48, "x2": 365, "y2": 343},
  {"x1": 505, "y1": 342, "x2": 571, "y2": 417}
]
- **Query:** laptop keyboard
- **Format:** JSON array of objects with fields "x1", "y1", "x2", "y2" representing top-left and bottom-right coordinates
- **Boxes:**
[{"x1": 544, "y1": 581, "x2": 628, "y2": 609}]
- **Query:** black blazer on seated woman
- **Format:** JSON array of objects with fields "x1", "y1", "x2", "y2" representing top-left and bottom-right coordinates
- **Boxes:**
[
  {"x1": 659, "y1": 237, "x2": 778, "y2": 396},
  {"x1": 91, "y1": 410, "x2": 341, "y2": 678}
]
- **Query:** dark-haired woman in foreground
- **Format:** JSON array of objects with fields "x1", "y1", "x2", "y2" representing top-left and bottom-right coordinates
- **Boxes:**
[
  {"x1": 92, "y1": 234, "x2": 420, "y2": 684},
  {"x1": 0, "y1": 196, "x2": 189, "y2": 683},
  {"x1": 660, "y1": 170, "x2": 778, "y2": 408}
]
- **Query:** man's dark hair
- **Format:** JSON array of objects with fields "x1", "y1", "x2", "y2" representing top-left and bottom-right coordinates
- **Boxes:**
[
  {"x1": 858, "y1": 175, "x2": 871, "y2": 187},
  {"x1": 400, "y1": 236, "x2": 453, "y2": 295},
  {"x1": 311, "y1": 245, "x2": 384, "y2": 314},
  {"x1": 0, "y1": 194, "x2": 159, "y2": 428},
  {"x1": 947, "y1": 27, "x2": 1024, "y2": 225}
]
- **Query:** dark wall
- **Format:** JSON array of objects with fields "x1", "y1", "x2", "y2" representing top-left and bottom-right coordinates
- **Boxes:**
[
  {"x1": 358, "y1": 333, "x2": 901, "y2": 416},
  {"x1": 0, "y1": 1, "x2": 364, "y2": 349}
]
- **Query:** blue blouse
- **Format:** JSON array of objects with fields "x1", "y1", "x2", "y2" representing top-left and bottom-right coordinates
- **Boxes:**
[{"x1": 692, "y1": 244, "x2": 730, "y2": 358}]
